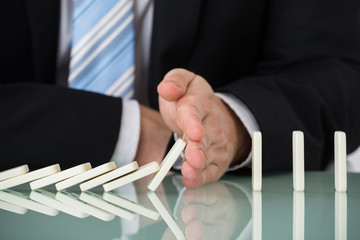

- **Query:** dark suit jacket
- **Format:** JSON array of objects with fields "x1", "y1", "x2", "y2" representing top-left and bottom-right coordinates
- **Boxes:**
[{"x1": 1, "y1": 0, "x2": 360, "y2": 171}]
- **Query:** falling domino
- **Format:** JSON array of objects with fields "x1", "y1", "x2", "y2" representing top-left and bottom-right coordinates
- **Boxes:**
[
  {"x1": 293, "y1": 131, "x2": 305, "y2": 191},
  {"x1": 55, "y1": 190, "x2": 115, "y2": 221},
  {"x1": 335, "y1": 131, "x2": 347, "y2": 192},
  {"x1": 0, "y1": 165, "x2": 29, "y2": 181},
  {"x1": 103, "y1": 191, "x2": 160, "y2": 220},
  {"x1": 147, "y1": 191, "x2": 185, "y2": 240},
  {"x1": 30, "y1": 189, "x2": 89, "y2": 218},
  {"x1": 80, "y1": 161, "x2": 138, "y2": 191},
  {"x1": 0, "y1": 164, "x2": 60, "y2": 190},
  {"x1": 147, "y1": 139, "x2": 186, "y2": 191},
  {"x1": 0, "y1": 189, "x2": 58, "y2": 216},
  {"x1": 252, "y1": 131, "x2": 262, "y2": 191},
  {"x1": 80, "y1": 191, "x2": 137, "y2": 221},
  {"x1": 0, "y1": 199, "x2": 28, "y2": 215},
  {"x1": 30, "y1": 163, "x2": 92, "y2": 190},
  {"x1": 103, "y1": 162, "x2": 160, "y2": 192},
  {"x1": 56, "y1": 162, "x2": 116, "y2": 191}
]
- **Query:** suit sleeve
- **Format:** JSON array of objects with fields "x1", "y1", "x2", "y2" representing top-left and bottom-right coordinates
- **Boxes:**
[
  {"x1": 219, "y1": 0, "x2": 360, "y2": 172},
  {"x1": 0, "y1": 83, "x2": 123, "y2": 171}
]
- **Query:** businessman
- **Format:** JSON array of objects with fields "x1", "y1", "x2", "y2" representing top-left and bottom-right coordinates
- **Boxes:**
[{"x1": 1, "y1": 0, "x2": 360, "y2": 188}]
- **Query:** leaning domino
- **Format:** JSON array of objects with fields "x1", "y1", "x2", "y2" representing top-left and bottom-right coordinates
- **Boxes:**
[
  {"x1": 147, "y1": 139, "x2": 186, "y2": 191},
  {"x1": 0, "y1": 164, "x2": 60, "y2": 190},
  {"x1": 80, "y1": 162, "x2": 138, "y2": 191},
  {"x1": 56, "y1": 162, "x2": 116, "y2": 191},
  {"x1": 103, "y1": 162, "x2": 160, "y2": 192},
  {"x1": 252, "y1": 131, "x2": 262, "y2": 191},
  {"x1": 30, "y1": 163, "x2": 92, "y2": 190},
  {"x1": 335, "y1": 131, "x2": 347, "y2": 192},
  {"x1": 0, "y1": 165, "x2": 29, "y2": 181},
  {"x1": 293, "y1": 131, "x2": 305, "y2": 191}
]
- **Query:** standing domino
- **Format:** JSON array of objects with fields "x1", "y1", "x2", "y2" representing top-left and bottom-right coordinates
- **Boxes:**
[
  {"x1": 0, "y1": 165, "x2": 29, "y2": 181},
  {"x1": 147, "y1": 139, "x2": 186, "y2": 191},
  {"x1": 0, "y1": 164, "x2": 60, "y2": 190},
  {"x1": 56, "y1": 162, "x2": 116, "y2": 191},
  {"x1": 30, "y1": 163, "x2": 92, "y2": 190},
  {"x1": 293, "y1": 131, "x2": 305, "y2": 191},
  {"x1": 252, "y1": 131, "x2": 262, "y2": 191},
  {"x1": 103, "y1": 162, "x2": 160, "y2": 192},
  {"x1": 335, "y1": 131, "x2": 347, "y2": 192}
]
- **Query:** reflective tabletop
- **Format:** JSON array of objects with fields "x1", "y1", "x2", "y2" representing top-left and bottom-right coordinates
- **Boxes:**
[{"x1": 0, "y1": 171, "x2": 359, "y2": 240}]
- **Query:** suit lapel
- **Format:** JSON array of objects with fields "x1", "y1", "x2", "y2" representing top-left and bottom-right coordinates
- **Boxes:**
[
  {"x1": 25, "y1": 0, "x2": 60, "y2": 84},
  {"x1": 148, "y1": 0, "x2": 202, "y2": 108}
]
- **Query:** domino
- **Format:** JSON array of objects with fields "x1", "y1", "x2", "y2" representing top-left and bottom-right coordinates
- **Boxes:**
[
  {"x1": 252, "y1": 131, "x2": 262, "y2": 191},
  {"x1": 147, "y1": 191, "x2": 185, "y2": 240},
  {"x1": 55, "y1": 190, "x2": 115, "y2": 221},
  {"x1": 335, "y1": 191, "x2": 347, "y2": 240},
  {"x1": 293, "y1": 131, "x2": 305, "y2": 191},
  {"x1": 0, "y1": 164, "x2": 60, "y2": 190},
  {"x1": 30, "y1": 163, "x2": 92, "y2": 190},
  {"x1": 147, "y1": 139, "x2": 186, "y2": 191},
  {"x1": 293, "y1": 191, "x2": 305, "y2": 240},
  {"x1": 56, "y1": 162, "x2": 116, "y2": 191},
  {"x1": 0, "y1": 165, "x2": 29, "y2": 181},
  {"x1": 0, "y1": 189, "x2": 58, "y2": 216},
  {"x1": 103, "y1": 162, "x2": 160, "y2": 192},
  {"x1": 252, "y1": 191, "x2": 262, "y2": 240},
  {"x1": 0, "y1": 199, "x2": 28, "y2": 215},
  {"x1": 30, "y1": 189, "x2": 89, "y2": 218},
  {"x1": 80, "y1": 161, "x2": 138, "y2": 191},
  {"x1": 103, "y1": 191, "x2": 160, "y2": 220},
  {"x1": 80, "y1": 191, "x2": 137, "y2": 221},
  {"x1": 335, "y1": 131, "x2": 347, "y2": 192}
]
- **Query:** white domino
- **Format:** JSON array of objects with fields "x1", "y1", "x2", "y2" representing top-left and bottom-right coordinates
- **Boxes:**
[
  {"x1": 30, "y1": 163, "x2": 92, "y2": 190},
  {"x1": 30, "y1": 189, "x2": 89, "y2": 218},
  {"x1": 103, "y1": 192, "x2": 160, "y2": 220},
  {"x1": 55, "y1": 190, "x2": 115, "y2": 221},
  {"x1": 335, "y1": 131, "x2": 347, "y2": 192},
  {"x1": 0, "y1": 165, "x2": 29, "y2": 181},
  {"x1": 56, "y1": 162, "x2": 116, "y2": 191},
  {"x1": 80, "y1": 162, "x2": 138, "y2": 191},
  {"x1": 147, "y1": 139, "x2": 186, "y2": 191},
  {"x1": 103, "y1": 162, "x2": 160, "y2": 192},
  {"x1": 0, "y1": 164, "x2": 60, "y2": 190},
  {"x1": 80, "y1": 191, "x2": 137, "y2": 221},
  {"x1": 0, "y1": 199, "x2": 28, "y2": 215},
  {"x1": 252, "y1": 131, "x2": 262, "y2": 191},
  {"x1": 147, "y1": 191, "x2": 185, "y2": 240},
  {"x1": 0, "y1": 189, "x2": 58, "y2": 216},
  {"x1": 293, "y1": 131, "x2": 305, "y2": 191}
]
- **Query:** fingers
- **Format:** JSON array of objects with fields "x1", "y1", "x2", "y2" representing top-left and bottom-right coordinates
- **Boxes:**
[{"x1": 157, "y1": 68, "x2": 196, "y2": 101}]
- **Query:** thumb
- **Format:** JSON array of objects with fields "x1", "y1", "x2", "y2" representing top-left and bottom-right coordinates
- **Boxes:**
[{"x1": 157, "y1": 68, "x2": 196, "y2": 102}]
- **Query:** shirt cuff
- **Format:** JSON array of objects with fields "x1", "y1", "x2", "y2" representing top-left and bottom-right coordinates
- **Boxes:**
[
  {"x1": 215, "y1": 92, "x2": 260, "y2": 171},
  {"x1": 110, "y1": 100, "x2": 140, "y2": 166}
]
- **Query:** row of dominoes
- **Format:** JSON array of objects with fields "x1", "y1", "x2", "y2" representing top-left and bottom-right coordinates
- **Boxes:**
[
  {"x1": 252, "y1": 131, "x2": 348, "y2": 192},
  {"x1": 0, "y1": 139, "x2": 187, "y2": 192}
]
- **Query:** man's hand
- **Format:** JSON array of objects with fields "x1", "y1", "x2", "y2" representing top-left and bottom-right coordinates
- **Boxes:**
[
  {"x1": 135, "y1": 105, "x2": 172, "y2": 166},
  {"x1": 157, "y1": 69, "x2": 251, "y2": 188}
]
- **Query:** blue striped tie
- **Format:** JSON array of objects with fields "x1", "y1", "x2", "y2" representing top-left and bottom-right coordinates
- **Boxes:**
[{"x1": 69, "y1": 0, "x2": 135, "y2": 99}]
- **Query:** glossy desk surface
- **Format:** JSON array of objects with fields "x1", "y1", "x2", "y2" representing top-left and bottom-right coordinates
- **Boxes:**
[{"x1": 0, "y1": 171, "x2": 359, "y2": 240}]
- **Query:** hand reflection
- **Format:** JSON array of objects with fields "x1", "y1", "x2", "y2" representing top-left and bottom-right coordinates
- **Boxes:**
[{"x1": 176, "y1": 181, "x2": 251, "y2": 240}]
